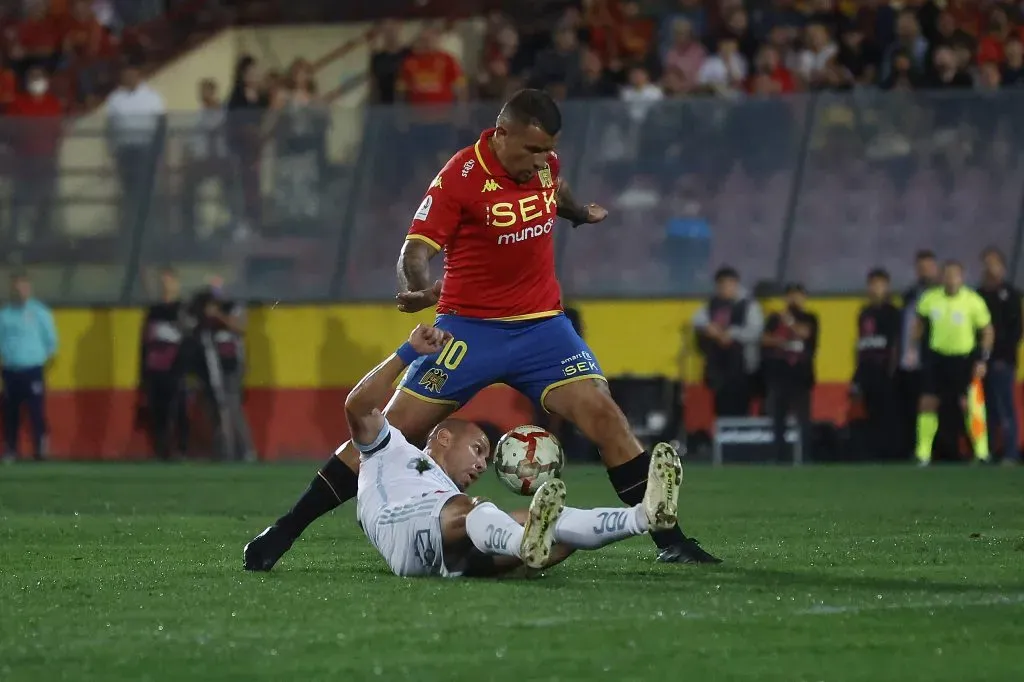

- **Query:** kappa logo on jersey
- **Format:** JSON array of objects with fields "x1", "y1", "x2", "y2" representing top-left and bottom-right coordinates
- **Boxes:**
[
  {"x1": 418, "y1": 367, "x2": 449, "y2": 393},
  {"x1": 538, "y1": 165, "x2": 553, "y2": 188},
  {"x1": 430, "y1": 173, "x2": 443, "y2": 189},
  {"x1": 414, "y1": 195, "x2": 432, "y2": 221},
  {"x1": 482, "y1": 179, "x2": 501, "y2": 192},
  {"x1": 461, "y1": 160, "x2": 475, "y2": 177}
]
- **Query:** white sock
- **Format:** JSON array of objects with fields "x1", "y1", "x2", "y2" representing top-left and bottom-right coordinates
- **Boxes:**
[
  {"x1": 553, "y1": 505, "x2": 647, "y2": 550},
  {"x1": 464, "y1": 502, "x2": 524, "y2": 558}
]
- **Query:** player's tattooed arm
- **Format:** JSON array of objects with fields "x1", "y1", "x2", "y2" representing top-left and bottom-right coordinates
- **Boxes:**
[
  {"x1": 555, "y1": 179, "x2": 608, "y2": 227},
  {"x1": 397, "y1": 239, "x2": 437, "y2": 292},
  {"x1": 396, "y1": 240, "x2": 442, "y2": 313}
]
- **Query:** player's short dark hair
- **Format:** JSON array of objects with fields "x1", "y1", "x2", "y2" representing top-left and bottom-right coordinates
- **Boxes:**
[
  {"x1": 915, "y1": 249, "x2": 937, "y2": 262},
  {"x1": 944, "y1": 259, "x2": 963, "y2": 271},
  {"x1": 498, "y1": 89, "x2": 562, "y2": 136},
  {"x1": 785, "y1": 282, "x2": 807, "y2": 295},
  {"x1": 981, "y1": 246, "x2": 1006, "y2": 264},
  {"x1": 713, "y1": 266, "x2": 739, "y2": 282},
  {"x1": 867, "y1": 267, "x2": 890, "y2": 281}
]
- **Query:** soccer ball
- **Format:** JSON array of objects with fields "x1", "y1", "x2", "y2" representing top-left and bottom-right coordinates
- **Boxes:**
[{"x1": 493, "y1": 425, "x2": 565, "y2": 495}]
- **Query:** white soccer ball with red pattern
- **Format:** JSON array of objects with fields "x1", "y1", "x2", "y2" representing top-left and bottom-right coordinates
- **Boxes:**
[{"x1": 494, "y1": 425, "x2": 565, "y2": 495}]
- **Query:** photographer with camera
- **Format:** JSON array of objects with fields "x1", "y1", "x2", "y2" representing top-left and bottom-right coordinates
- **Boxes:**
[{"x1": 189, "y1": 281, "x2": 255, "y2": 462}]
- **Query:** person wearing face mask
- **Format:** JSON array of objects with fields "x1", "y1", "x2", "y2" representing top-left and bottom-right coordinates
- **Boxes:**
[
  {"x1": 7, "y1": 66, "x2": 63, "y2": 241},
  {"x1": 761, "y1": 283, "x2": 819, "y2": 463}
]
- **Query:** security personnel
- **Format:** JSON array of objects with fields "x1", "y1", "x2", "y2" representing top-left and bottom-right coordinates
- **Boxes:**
[
  {"x1": 851, "y1": 268, "x2": 901, "y2": 459},
  {"x1": 762, "y1": 283, "x2": 818, "y2": 463},
  {"x1": 912, "y1": 260, "x2": 994, "y2": 465},
  {"x1": 977, "y1": 247, "x2": 1022, "y2": 464}
]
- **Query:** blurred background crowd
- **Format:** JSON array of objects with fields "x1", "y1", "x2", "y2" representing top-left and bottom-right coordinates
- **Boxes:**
[{"x1": 0, "y1": 1, "x2": 1022, "y2": 298}]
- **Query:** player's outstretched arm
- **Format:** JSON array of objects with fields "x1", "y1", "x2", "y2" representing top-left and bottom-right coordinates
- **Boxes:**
[
  {"x1": 344, "y1": 325, "x2": 451, "y2": 444},
  {"x1": 555, "y1": 178, "x2": 607, "y2": 227},
  {"x1": 396, "y1": 240, "x2": 442, "y2": 313}
]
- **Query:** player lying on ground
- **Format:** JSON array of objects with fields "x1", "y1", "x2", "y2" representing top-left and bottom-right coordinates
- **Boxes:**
[
  {"x1": 244, "y1": 89, "x2": 719, "y2": 571},
  {"x1": 349, "y1": 325, "x2": 683, "y2": 578}
]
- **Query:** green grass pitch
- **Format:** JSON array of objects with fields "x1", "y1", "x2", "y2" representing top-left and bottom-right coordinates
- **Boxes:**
[{"x1": 2, "y1": 463, "x2": 1022, "y2": 681}]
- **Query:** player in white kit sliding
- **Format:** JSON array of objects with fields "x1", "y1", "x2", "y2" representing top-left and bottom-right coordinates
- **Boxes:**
[{"x1": 347, "y1": 324, "x2": 684, "y2": 578}]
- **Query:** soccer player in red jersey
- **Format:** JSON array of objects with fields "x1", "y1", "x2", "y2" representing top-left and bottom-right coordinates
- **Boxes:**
[{"x1": 244, "y1": 90, "x2": 720, "y2": 571}]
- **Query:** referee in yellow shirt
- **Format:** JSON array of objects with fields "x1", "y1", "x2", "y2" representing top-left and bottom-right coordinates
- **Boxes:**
[{"x1": 911, "y1": 260, "x2": 994, "y2": 465}]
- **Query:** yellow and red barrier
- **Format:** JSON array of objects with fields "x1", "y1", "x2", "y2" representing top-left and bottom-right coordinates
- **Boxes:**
[{"x1": 13, "y1": 299, "x2": 1021, "y2": 459}]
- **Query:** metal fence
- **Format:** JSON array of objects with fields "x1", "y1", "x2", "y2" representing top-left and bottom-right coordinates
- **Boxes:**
[{"x1": 3, "y1": 90, "x2": 1024, "y2": 304}]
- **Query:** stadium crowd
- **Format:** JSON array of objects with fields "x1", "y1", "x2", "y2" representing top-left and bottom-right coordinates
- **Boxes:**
[
  {"x1": 0, "y1": 0, "x2": 204, "y2": 111},
  {"x1": 370, "y1": 0, "x2": 1024, "y2": 107}
]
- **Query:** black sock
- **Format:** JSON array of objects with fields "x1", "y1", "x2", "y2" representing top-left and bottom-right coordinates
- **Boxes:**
[
  {"x1": 276, "y1": 455, "x2": 358, "y2": 539},
  {"x1": 607, "y1": 451, "x2": 686, "y2": 549}
]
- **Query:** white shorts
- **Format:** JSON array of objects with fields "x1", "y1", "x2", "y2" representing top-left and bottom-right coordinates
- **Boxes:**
[{"x1": 365, "y1": 490, "x2": 464, "y2": 578}]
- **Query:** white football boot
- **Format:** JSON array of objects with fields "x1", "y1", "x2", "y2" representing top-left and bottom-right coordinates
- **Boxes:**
[
  {"x1": 520, "y1": 478, "x2": 567, "y2": 569},
  {"x1": 644, "y1": 443, "x2": 683, "y2": 531}
]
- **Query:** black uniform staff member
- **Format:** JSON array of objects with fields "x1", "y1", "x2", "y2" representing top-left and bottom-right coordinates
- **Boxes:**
[
  {"x1": 912, "y1": 260, "x2": 994, "y2": 465},
  {"x1": 138, "y1": 268, "x2": 190, "y2": 460},
  {"x1": 761, "y1": 283, "x2": 819, "y2": 463},
  {"x1": 978, "y1": 247, "x2": 1023, "y2": 464},
  {"x1": 897, "y1": 250, "x2": 939, "y2": 457},
  {"x1": 851, "y1": 268, "x2": 901, "y2": 459}
]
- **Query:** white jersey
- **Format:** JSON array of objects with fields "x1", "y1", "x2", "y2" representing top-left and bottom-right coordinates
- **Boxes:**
[{"x1": 354, "y1": 419, "x2": 464, "y2": 577}]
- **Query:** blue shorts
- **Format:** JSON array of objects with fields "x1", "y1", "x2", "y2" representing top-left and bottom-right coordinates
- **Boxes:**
[{"x1": 399, "y1": 313, "x2": 604, "y2": 409}]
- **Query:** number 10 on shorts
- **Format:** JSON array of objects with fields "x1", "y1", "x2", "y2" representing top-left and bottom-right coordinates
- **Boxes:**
[{"x1": 435, "y1": 338, "x2": 468, "y2": 370}]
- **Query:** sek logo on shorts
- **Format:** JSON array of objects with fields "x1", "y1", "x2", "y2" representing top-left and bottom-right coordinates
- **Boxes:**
[
  {"x1": 560, "y1": 351, "x2": 599, "y2": 378},
  {"x1": 418, "y1": 367, "x2": 449, "y2": 393}
]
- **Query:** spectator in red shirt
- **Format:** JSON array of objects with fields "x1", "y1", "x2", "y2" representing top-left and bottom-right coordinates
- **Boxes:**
[
  {"x1": 977, "y1": 6, "x2": 1013, "y2": 66},
  {"x1": 0, "y1": 52, "x2": 16, "y2": 110},
  {"x1": 397, "y1": 25, "x2": 465, "y2": 176},
  {"x1": 10, "y1": 0, "x2": 62, "y2": 72},
  {"x1": 662, "y1": 17, "x2": 707, "y2": 91},
  {"x1": 7, "y1": 66, "x2": 63, "y2": 240},
  {"x1": 396, "y1": 25, "x2": 466, "y2": 107},
  {"x1": 946, "y1": 0, "x2": 982, "y2": 38},
  {"x1": 63, "y1": 0, "x2": 104, "y2": 59},
  {"x1": 748, "y1": 45, "x2": 796, "y2": 95},
  {"x1": 62, "y1": 0, "x2": 118, "y2": 102},
  {"x1": 615, "y1": 0, "x2": 655, "y2": 64}
]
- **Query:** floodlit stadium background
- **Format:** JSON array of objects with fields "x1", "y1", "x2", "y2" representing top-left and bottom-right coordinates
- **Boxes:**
[{"x1": 5, "y1": 0, "x2": 1024, "y2": 459}]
